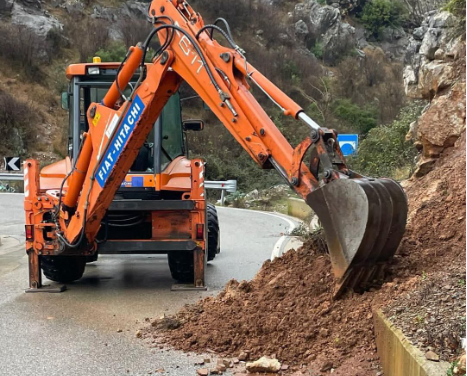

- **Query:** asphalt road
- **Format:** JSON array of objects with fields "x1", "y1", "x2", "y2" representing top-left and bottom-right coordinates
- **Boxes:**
[{"x1": 0, "y1": 194, "x2": 300, "y2": 376}]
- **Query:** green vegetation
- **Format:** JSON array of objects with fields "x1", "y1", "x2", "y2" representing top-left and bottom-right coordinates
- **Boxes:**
[
  {"x1": 446, "y1": 360, "x2": 459, "y2": 376},
  {"x1": 310, "y1": 41, "x2": 324, "y2": 59},
  {"x1": 445, "y1": 0, "x2": 466, "y2": 18},
  {"x1": 89, "y1": 43, "x2": 128, "y2": 63},
  {"x1": 89, "y1": 43, "x2": 155, "y2": 63},
  {"x1": 444, "y1": 0, "x2": 466, "y2": 39},
  {"x1": 332, "y1": 99, "x2": 378, "y2": 134},
  {"x1": 360, "y1": 0, "x2": 407, "y2": 38},
  {"x1": 348, "y1": 101, "x2": 424, "y2": 179}
]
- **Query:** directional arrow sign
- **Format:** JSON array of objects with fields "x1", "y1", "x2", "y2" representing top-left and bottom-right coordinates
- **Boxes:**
[{"x1": 4, "y1": 157, "x2": 21, "y2": 171}]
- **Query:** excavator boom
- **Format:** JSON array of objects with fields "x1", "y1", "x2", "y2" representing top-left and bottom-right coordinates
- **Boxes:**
[{"x1": 28, "y1": 0, "x2": 407, "y2": 297}]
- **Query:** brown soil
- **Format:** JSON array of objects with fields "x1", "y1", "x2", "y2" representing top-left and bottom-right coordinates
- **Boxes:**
[{"x1": 144, "y1": 133, "x2": 466, "y2": 375}]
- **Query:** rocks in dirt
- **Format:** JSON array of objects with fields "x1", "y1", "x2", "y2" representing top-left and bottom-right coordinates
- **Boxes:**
[
  {"x1": 147, "y1": 128, "x2": 466, "y2": 373},
  {"x1": 320, "y1": 361, "x2": 334, "y2": 372},
  {"x1": 454, "y1": 353, "x2": 466, "y2": 374},
  {"x1": 425, "y1": 350, "x2": 440, "y2": 362},
  {"x1": 245, "y1": 357, "x2": 281, "y2": 373},
  {"x1": 196, "y1": 369, "x2": 209, "y2": 376},
  {"x1": 238, "y1": 351, "x2": 249, "y2": 361}
]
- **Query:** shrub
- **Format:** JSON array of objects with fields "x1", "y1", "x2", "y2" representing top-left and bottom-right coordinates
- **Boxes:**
[
  {"x1": 90, "y1": 43, "x2": 128, "y2": 62},
  {"x1": 445, "y1": 0, "x2": 466, "y2": 18},
  {"x1": 0, "y1": 24, "x2": 52, "y2": 79},
  {"x1": 348, "y1": 101, "x2": 424, "y2": 179},
  {"x1": 0, "y1": 89, "x2": 39, "y2": 156},
  {"x1": 66, "y1": 17, "x2": 110, "y2": 62},
  {"x1": 119, "y1": 16, "x2": 154, "y2": 48},
  {"x1": 444, "y1": 0, "x2": 466, "y2": 38},
  {"x1": 360, "y1": 0, "x2": 407, "y2": 38},
  {"x1": 332, "y1": 99, "x2": 378, "y2": 134},
  {"x1": 310, "y1": 41, "x2": 324, "y2": 59},
  {"x1": 89, "y1": 42, "x2": 156, "y2": 63}
]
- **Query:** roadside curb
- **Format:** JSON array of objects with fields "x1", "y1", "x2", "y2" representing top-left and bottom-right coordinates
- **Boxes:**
[{"x1": 374, "y1": 309, "x2": 450, "y2": 376}]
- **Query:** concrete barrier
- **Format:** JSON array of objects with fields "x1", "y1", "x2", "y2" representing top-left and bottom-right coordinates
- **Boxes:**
[
  {"x1": 287, "y1": 198, "x2": 312, "y2": 221},
  {"x1": 374, "y1": 310, "x2": 450, "y2": 376}
]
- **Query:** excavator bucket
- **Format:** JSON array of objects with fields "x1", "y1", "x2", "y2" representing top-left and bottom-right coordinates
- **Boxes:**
[{"x1": 305, "y1": 177, "x2": 407, "y2": 298}]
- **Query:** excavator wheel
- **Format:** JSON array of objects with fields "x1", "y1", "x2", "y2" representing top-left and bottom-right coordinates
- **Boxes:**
[
  {"x1": 41, "y1": 256, "x2": 86, "y2": 283},
  {"x1": 207, "y1": 204, "x2": 220, "y2": 261},
  {"x1": 168, "y1": 251, "x2": 194, "y2": 282}
]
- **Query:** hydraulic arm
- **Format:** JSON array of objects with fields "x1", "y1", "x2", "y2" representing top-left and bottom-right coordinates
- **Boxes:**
[{"x1": 26, "y1": 0, "x2": 407, "y2": 297}]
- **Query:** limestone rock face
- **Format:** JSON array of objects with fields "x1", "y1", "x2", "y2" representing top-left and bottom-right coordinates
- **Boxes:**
[
  {"x1": 294, "y1": 0, "x2": 356, "y2": 64},
  {"x1": 0, "y1": 0, "x2": 13, "y2": 16},
  {"x1": 416, "y1": 82, "x2": 466, "y2": 158},
  {"x1": 405, "y1": 10, "x2": 466, "y2": 177},
  {"x1": 11, "y1": 2, "x2": 63, "y2": 37}
]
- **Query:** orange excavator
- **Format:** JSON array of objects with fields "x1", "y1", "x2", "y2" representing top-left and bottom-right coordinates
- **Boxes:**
[{"x1": 24, "y1": 0, "x2": 407, "y2": 297}]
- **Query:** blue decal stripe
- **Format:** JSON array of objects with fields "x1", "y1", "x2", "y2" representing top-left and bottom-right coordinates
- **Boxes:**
[{"x1": 96, "y1": 95, "x2": 146, "y2": 188}]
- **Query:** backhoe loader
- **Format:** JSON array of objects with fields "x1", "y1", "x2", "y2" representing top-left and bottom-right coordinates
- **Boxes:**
[{"x1": 23, "y1": 0, "x2": 407, "y2": 297}]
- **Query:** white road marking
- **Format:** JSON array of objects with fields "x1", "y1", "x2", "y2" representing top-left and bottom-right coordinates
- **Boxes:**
[{"x1": 216, "y1": 207, "x2": 298, "y2": 260}]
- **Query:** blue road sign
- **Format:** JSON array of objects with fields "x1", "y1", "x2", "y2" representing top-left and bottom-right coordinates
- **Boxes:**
[{"x1": 337, "y1": 134, "x2": 358, "y2": 156}]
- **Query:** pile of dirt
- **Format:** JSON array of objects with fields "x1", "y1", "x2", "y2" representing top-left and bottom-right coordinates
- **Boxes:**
[
  {"x1": 144, "y1": 133, "x2": 466, "y2": 375},
  {"x1": 383, "y1": 132, "x2": 467, "y2": 362}
]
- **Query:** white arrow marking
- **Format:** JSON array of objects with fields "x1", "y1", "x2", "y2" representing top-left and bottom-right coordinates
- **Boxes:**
[{"x1": 7, "y1": 157, "x2": 20, "y2": 171}]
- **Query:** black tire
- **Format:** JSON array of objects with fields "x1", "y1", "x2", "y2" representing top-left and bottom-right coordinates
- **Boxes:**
[
  {"x1": 168, "y1": 252, "x2": 194, "y2": 283},
  {"x1": 207, "y1": 204, "x2": 220, "y2": 261},
  {"x1": 41, "y1": 256, "x2": 86, "y2": 283}
]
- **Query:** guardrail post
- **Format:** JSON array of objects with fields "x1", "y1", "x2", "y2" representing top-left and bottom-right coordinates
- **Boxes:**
[{"x1": 220, "y1": 189, "x2": 226, "y2": 206}]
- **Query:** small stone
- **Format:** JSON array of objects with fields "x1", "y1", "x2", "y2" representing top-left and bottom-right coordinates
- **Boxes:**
[
  {"x1": 232, "y1": 358, "x2": 240, "y2": 364},
  {"x1": 320, "y1": 361, "x2": 334, "y2": 372},
  {"x1": 425, "y1": 350, "x2": 440, "y2": 362},
  {"x1": 194, "y1": 359, "x2": 204, "y2": 366},
  {"x1": 219, "y1": 364, "x2": 227, "y2": 372},
  {"x1": 197, "y1": 368, "x2": 209, "y2": 376},
  {"x1": 238, "y1": 351, "x2": 249, "y2": 361},
  {"x1": 203, "y1": 358, "x2": 211, "y2": 364},
  {"x1": 281, "y1": 364, "x2": 289, "y2": 371},
  {"x1": 319, "y1": 328, "x2": 330, "y2": 337},
  {"x1": 135, "y1": 330, "x2": 142, "y2": 338},
  {"x1": 246, "y1": 357, "x2": 281, "y2": 373},
  {"x1": 117, "y1": 329, "x2": 123, "y2": 333}
]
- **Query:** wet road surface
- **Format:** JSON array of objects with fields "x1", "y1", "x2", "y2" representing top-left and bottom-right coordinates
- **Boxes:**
[{"x1": 0, "y1": 195, "x2": 300, "y2": 375}]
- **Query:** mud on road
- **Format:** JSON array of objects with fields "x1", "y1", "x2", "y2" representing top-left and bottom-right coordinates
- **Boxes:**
[{"x1": 143, "y1": 134, "x2": 466, "y2": 375}]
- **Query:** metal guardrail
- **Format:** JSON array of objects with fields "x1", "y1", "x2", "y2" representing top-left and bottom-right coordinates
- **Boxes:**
[
  {"x1": 205, "y1": 180, "x2": 237, "y2": 205},
  {"x1": 0, "y1": 173, "x2": 23, "y2": 181},
  {"x1": 0, "y1": 173, "x2": 237, "y2": 204}
]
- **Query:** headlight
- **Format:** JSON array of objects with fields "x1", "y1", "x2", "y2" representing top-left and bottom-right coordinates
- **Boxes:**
[{"x1": 88, "y1": 67, "x2": 100, "y2": 75}]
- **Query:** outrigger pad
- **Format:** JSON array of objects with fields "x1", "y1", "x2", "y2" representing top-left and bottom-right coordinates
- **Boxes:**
[
  {"x1": 306, "y1": 178, "x2": 407, "y2": 298},
  {"x1": 25, "y1": 284, "x2": 67, "y2": 293}
]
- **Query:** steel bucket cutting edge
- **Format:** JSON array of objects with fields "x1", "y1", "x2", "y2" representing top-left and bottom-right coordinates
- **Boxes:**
[{"x1": 305, "y1": 178, "x2": 407, "y2": 298}]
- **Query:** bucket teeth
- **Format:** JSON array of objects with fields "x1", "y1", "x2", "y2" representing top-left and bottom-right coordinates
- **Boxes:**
[{"x1": 306, "y1": 178, "x2": 407, "y2": 298}]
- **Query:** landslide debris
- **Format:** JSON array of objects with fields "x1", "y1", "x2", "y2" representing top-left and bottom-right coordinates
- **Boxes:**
[{"x1": 145, "y1": 134, "x2": 466, "y2": 375}]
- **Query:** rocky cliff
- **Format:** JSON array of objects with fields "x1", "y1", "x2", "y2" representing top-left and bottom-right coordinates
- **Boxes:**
[{"x1": 403, "y1": 10, "x2": 466, "y2": 177}]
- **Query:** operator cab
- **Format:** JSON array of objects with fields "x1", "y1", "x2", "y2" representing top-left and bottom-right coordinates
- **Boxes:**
[{"x1": 63, "y1": 62, "x2": 203, "y2": 197}]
